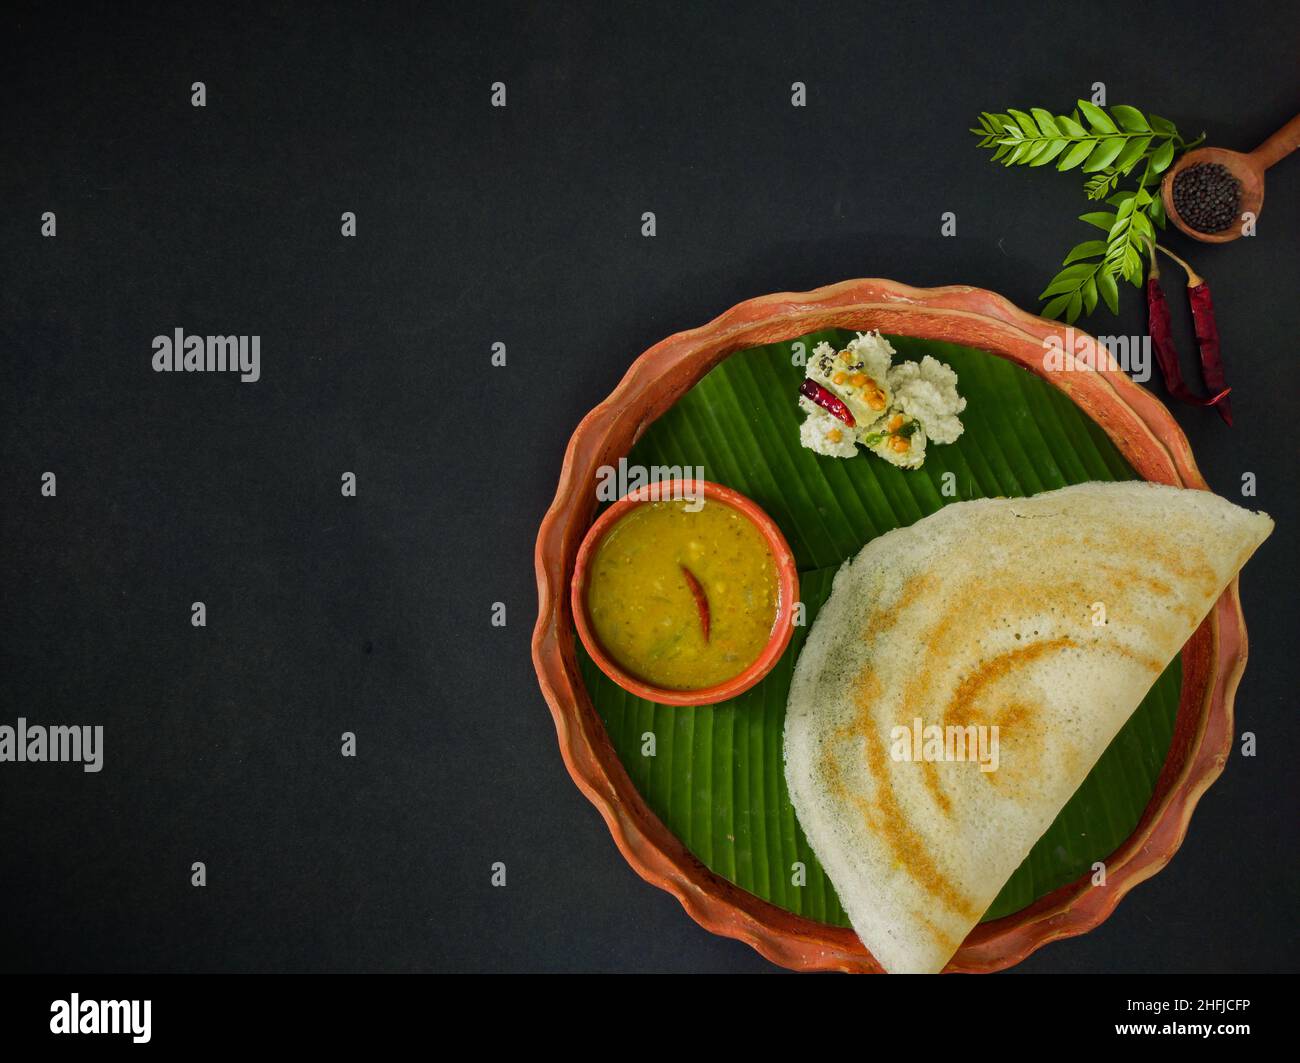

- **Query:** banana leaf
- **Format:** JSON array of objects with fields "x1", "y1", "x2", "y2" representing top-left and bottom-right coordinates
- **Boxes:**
[{"x1": 577, "y1": 330, "x2": 1179, "y2": 926}]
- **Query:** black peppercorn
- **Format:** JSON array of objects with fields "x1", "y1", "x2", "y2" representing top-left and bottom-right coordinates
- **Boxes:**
[{"x1": 1171, "y1": 162, "x2": 1242, "y2": 234}]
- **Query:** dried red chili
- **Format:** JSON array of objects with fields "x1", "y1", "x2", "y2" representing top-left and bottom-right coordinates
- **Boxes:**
[
  {"x1": 1160, "y1": 246, "x2": 1232, "y2": 427},
  {"x1": 1145, "y1": 241, "x2": 1231, "y2": 415},
  {"x1": 1193, "y1": 283, "x2": 1231, "y2": 425},
  {"x1": 798, "y1": 379, "x2": 856, "y2": 428},
  {"x1": 680, "y1": 565, "x2": 710, "y2": 642}
]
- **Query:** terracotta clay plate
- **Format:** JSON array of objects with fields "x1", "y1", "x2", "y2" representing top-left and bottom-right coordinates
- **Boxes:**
[{"x1": 531, "y1": 279, "x2": 1247, "y2": 973}]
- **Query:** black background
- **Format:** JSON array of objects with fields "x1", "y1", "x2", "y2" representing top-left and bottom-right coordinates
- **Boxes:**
[{"x1": 2, "y1": 1, "x2": 1296, "y2": 973}]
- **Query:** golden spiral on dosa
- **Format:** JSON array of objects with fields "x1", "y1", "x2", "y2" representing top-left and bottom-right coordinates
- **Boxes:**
[{"x1": 783, "y1": 481, "x2": 1272, "y2": 974}]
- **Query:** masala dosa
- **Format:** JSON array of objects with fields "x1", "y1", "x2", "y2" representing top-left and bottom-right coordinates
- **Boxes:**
[{"x1": 783, "y1": 481, "x2": 1272, "y2": 974}]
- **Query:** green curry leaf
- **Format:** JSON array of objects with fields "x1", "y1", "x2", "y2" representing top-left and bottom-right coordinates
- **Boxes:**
[{"x1": 970, "y1": 102, "x2": 1204, "y2": 319}]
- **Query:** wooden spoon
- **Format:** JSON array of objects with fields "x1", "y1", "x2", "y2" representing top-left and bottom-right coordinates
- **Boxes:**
[{"x1": 1162, "y1": 112, "x2": 1300, "y2": 244}]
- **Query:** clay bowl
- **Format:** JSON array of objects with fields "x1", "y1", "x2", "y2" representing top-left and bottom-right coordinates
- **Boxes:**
[
  {"x1": 1162, "y1": 112, "x2": 1300, "y2": 244},
  {"x1": 532, "y1": 279, "x2": 1248, "y2": 973},
  {"x1": 571, "y1": 478, "x2": 799, "y2": 707}
]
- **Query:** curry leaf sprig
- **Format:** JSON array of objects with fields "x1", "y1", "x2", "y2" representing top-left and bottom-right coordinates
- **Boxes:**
[
  {"x1": 971, "y1": 102, "x2": 1194, "y2": 186},
  {"x1": 971, "y1": 101, "x2": 1203, "y2": 322}
]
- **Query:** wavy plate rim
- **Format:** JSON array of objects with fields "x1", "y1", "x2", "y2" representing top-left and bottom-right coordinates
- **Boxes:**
[{"x1": 531, "y1": 278, "x2": 1245, "y2": 973}]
